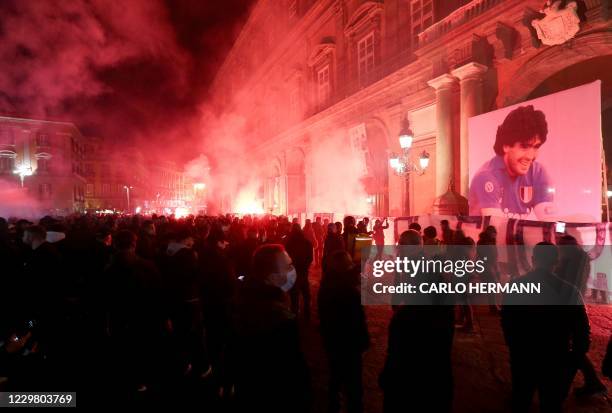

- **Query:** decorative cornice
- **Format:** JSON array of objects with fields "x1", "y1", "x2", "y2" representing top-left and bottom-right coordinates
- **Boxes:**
[
  {"x1": 450, "y1": 62, "x2": 488, "y2": 82},
  {"x1": 427, "y1": 73, "x2": 458, "y2": 91},
  {"x1": 495, "y1": 21, "x2": 518, "y2": 60},
  {"x1": 307, "y1": 41, "x2": 336, "y2": 67},
  {"x1": 0, "y1": 149, "x2": 17, "y2": 157},
  {"x1": 35, "y1": 152, "x2": 53, "y2": 159},
  {"x1": 344, "y1": 1, "x2": 384, "y2": 38}
]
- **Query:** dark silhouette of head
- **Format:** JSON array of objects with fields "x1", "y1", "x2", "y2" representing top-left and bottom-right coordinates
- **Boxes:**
[
  {"x1": 115, "y1": 230, "x2": 137, "y2": 252},
  {"x1": 423, "y1": 226, "x2": 437, "y2": 240},
  {"x1": 327, "y1": 250, "x2": 354, "y2": 274},
  {"x1": 408, "y1": 222, "x2": 421, "y2": 233},
  {"x1": 344, "y1": 216, "x2": 356, "y2": 229},
  {"x1": 399, "y1": 229, "x2": 422, "y2": 246},
  {"x1": 252, "y1": 244, "x2": 286, "y2": 282},
  {"x1": 335, "y1": 221, "x2": 343, "y2": 234},
  {"x1": 532, "y1": 242, "x2": 558, "y2": 270}
]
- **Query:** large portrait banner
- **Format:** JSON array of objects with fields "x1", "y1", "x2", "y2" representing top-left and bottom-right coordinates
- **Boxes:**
[{"x1": 468, "y1": 81, "x2": 603, "y2": 222}]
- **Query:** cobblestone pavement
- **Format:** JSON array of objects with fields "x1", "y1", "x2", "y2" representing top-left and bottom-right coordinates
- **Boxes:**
[{"x1": 300, "y1": 268, "x2": 612, "y2": 413}]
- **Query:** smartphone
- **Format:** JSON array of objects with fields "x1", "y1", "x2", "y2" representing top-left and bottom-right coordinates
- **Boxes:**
[{"x1": 555, "y1": 221, "x2": 566, "y2": 233}]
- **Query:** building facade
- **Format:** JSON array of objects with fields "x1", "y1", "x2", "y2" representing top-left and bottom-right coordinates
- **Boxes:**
[
  {"x1": 0, "y1": 116, "x2": 86, "y2": 213},
  {"x1": 150, "y1": 161, "x2": 191, "y2": 213},
  {"x1": 211, "y1": 0, "x2": 612, "y2": 218},
  {"x1": 82, "y1": 140, "x2": 190, "y2": 214},
  {"x1": 82, "y1": 136, "x2": 129, "y2": 211}
]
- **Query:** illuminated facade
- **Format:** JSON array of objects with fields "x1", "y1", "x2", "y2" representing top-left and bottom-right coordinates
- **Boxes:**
[
  {"x1": 82, "y1": 140, "x2": 189, "y2": 213},
  {"x1": 150, "y1": 161, "x2": 190, "y2": 212},
  {"x1": 212, "y1": 0, "x2": 612, "y2": 217},
  {"x1": 83, "y1": 136, "x2": 127, "y2": 211},
  {"x1": 0, "y1": 116, "x2": 86, "y2": 213}
]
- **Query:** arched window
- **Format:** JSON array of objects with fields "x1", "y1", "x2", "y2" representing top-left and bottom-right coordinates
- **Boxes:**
[
  {"x1": 308, "y1": 41, "x2": 336, "y2": 112},
  {"x1": 345, "y1": 1, "x2": 384, "y2": 89},
  {"x1": 35, "y1": 152, "x2": 52, "y2": 173},
  {"x1": 0, "y1": 150, "x2": 16, "y2": 174}
]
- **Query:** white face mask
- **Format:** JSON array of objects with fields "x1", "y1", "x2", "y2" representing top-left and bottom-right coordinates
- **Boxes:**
[{"x1": 281, "y1": 268, "x2": 297, "y2": 292}]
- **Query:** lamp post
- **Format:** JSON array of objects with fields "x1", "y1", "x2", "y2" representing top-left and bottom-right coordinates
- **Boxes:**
[
  {"x1": 13, "y1": 164, "x2": 33, "y2": 188},
  {"x1": 388, "y1": 119, "x2": 430, "y2": 215},
  {"x1": 389, "y1": 119, "x2": 430, "y2": 176},
  {"x1": 123, "y1": 185, "x2": 133, "y2": 213}
]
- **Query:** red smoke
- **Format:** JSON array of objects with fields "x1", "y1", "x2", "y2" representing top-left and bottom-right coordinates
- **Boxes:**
[
  {"x1": 0, "y1": 0, "x2": 188, "y2": 118},
  {"x1": 0, "y1": 0, "x2": 371, "y2": 216}
]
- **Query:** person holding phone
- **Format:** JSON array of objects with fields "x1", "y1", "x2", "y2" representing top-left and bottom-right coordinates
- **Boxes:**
[{"x1": 372, "y1": 218, "x2": 389, "y2": 259}]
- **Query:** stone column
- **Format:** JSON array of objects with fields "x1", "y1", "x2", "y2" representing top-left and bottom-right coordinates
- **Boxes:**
[
  {"x1": 451, "y1": 62, "x2": 488, "y2": 196},
  {"x1": 427, "y1": 74, "x2": 457, "y2": 197}
]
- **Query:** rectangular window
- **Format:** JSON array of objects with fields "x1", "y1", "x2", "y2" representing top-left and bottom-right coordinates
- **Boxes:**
[
  {"x1": 86, "y1": 183, "x2": 94, "y2": 197},
  {"x1": 39, "y1": 183, "x2": 52, "y2": 199},
  {"x1": 0, "y1": 128, "x2": 15, "y2": 145},
  {"x1": 102, "y1": 183, "x2": 111, "y2": 196},
  {"x1": 0, "y1": 157, "x2": 14, "y2": 172},
  {"x1": 357, "y1": 33, "x2": 375, "y2": 82},
  {"x1": 36, "y1": 133, "x2": 50, "y2": 147},
  {"x1": 317, "y1": 65, "x2": 331, "y2": 107},
  {"x1": 411, "y1": 0, "x2": 434, "y2": 46},
  {"x1": 37, "y1": 158, "x2": 49, "y2": 172}
]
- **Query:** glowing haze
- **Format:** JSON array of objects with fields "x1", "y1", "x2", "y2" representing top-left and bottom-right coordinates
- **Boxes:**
[{"x1": 0, "y1": 0, "x2": 371, "y2": 217}]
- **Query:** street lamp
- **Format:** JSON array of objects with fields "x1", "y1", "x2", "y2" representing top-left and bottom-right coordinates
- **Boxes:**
[
  {"x1": 123, "y1": 185, "x2": 133, "y2": 213},
  {"x1": 13, "y1": 164, "x2": 33, "y2": 187},
  {"x1": 398, "y1": 119, "x2": 413, "y2": 150},
  {"x1": 388, "y1": 119, "x2": 430, "y2": 177}
]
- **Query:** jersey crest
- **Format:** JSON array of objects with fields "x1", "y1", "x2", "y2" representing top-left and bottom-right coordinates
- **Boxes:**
[{"x1": 519, "y1": 186, "x2": 533, "y2": 204}]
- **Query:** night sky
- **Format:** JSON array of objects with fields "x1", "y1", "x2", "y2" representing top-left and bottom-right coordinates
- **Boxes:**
[{"x1": 0, "y1": 0, "x2": 255, "y2": 160}]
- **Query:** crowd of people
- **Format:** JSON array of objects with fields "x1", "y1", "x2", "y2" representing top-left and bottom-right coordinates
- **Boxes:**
[{"x1": 0, "y1": 213, "x2": 610, "y2": 412}]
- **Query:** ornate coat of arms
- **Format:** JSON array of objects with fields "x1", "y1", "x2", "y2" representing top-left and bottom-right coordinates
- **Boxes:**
[{"x1": 531, "y1": 1, "x2": 581, "y2": 46}]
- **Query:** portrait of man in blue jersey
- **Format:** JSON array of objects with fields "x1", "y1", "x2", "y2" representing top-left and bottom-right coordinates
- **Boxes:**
[{"x1": 469, "y1": 105, "x2": 556, "y2": 220}]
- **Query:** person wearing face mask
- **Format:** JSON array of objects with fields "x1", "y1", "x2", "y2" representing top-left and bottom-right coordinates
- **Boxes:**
[
  {"x1": 230, "y1": 244, "x2": 311, "y2": 413},
  {"x1": 20, "y1": 225, "x2": 62, "y2": 328},
  {"x1": 17, "y1": 225, "x2": 62, "y2": 378},
  {"x1": 373, "y1": 218, "x2": 389, "y2": 259}
]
